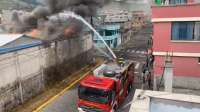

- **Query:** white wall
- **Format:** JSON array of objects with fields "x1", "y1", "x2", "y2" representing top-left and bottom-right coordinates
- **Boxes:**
[
  {"x1": 0, "y1": 46, "x2": 44, "y2": 88},
  {"x1": 0, "y1": 33, "x2": 93, "y2": 112},
  {"x1": 0, "y1": 34, "x2": 93, "y2": 88}
]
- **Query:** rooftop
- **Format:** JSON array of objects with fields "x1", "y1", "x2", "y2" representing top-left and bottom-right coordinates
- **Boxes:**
[
  {"x1": 0, "y1": 34, "x2": 22, "y2": 46},
  {"x1": 98, "y1": 9, "x2": 132, "y2": 23},
  {"x1": 0, "y1": 34, "x2": 42, "y2": 54},
  {"x1": 129, "y1": 89, "x2": 200, "y2": 112}
]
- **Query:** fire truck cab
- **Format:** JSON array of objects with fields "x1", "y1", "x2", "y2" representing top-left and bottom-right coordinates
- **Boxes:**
[{"x1": 78, "y1": 60, "x2": 135, "y2": 112}]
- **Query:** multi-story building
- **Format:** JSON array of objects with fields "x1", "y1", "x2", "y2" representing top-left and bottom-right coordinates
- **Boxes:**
[
  {"x1": 94, "y1": 24, "x2": 121, "y2": 48},
  {"x1": 94, "y1": 10, "x2": 132, "y2": 48},
  {"x1": 152, "y1": 0, "x2": 200, "y2": 90}
]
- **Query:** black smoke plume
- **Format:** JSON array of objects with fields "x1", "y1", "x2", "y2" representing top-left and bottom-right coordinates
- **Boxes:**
[{"x1": 12, "y1": 0, "x2": 109, "y2": 40}]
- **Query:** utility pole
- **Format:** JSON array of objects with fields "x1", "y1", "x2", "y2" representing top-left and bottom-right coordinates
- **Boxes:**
[
  {"x1": 156, "y1": 52, "x2": 173, "y2": 92},
  {"x1": 163, "y1": 53, "x2": 173, "y2": 92}
]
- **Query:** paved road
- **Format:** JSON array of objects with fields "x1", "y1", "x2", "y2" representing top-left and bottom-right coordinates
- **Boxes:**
[
  {"x1": 42, "y1": 61, "x2": 141, "y2": 112},
  {"x1": 41, "y1": 26, "x2": 152, "y2": 112},
  {"x1": 41, "y1": 60, "x2": 141, "y2": 112},
  {"x1": 116, "y1": 25, "x2": 152, "y2": 111},
  {"x1": 42, "y1": 65, "x2": 139, "y2": 112},
  {"x1": 42, "y1": 86, "x2": 79, "y2": 112}
]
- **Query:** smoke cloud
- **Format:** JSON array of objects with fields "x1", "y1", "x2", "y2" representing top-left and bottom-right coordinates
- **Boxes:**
[{"x1": 11, "y1": 0, "x2": 109, "y2": 41}]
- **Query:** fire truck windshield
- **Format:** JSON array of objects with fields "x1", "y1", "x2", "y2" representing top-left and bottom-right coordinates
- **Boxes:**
[{"x1": 78, "y1": 85, "x2": 111, "y2": 104}]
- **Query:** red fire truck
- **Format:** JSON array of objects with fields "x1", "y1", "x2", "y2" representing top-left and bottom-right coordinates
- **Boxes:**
[{"x1": 78, "y1": 60, "x2": 135, "y2": 112}]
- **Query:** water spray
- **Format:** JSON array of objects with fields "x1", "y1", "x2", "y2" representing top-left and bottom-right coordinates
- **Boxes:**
[{"x1": 93, "y1": 44, "x2": 112, "y2": 59}]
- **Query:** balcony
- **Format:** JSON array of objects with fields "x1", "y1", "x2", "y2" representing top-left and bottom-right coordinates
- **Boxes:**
[{"x1": 152, "y1": 2, "x2": 200, "y2": 20}]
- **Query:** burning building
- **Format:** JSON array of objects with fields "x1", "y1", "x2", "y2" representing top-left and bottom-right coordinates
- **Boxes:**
[{"x1": 0, "y1": 0, "x2": 110, "y2": 111}]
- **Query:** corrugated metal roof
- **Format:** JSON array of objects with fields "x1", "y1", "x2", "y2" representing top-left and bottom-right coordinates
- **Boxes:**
[
  {"x1": 0, "y1": 34, "x2": 23, "y2": 47},
  {"x1": 0, "y1": 34, "x2": 43, "y2": 54}
]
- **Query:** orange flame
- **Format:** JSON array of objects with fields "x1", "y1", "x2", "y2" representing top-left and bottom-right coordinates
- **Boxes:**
[
  {"x1": 64, "y1": 26, "x2": 75, "y2": 37},
  {"x1": 27, "y1": 29, "x2": 40, "y2": 38}
]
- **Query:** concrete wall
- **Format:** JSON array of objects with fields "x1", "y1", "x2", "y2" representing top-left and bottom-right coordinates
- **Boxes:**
[
  {"x1": 155, "y1": 75, "x2": 200, "y2": 90},
  {"x1": 152, "y1": 20, "x2": 200, "y2": 78},
  {"x1": 152, "y1": 3, "x2": 200, "y2": 19},
  {"x1": 154, "y1": 56, "x2": 200, "y2": 77},
  {"x1": 0, "y1": 46, "x2": 45, "y2": 112},
  {"x1": 152, "y1": 0, "x2": 200, "y2": 91},
  {"x1": 153, "y1": 22, "x2": 200, "y2": 53},
  {"x1": 173, "y1": 76, "x2": 200, "y2": 90},
  {"x1": 154, "y1": 56, "x2": 200, "y2": 89},
  {"x1": 44, "y1": 34, "x2": 93, "y2": 84},
  {"x1": 0, "y1": 34, "x2": 93, "y2": 112}
]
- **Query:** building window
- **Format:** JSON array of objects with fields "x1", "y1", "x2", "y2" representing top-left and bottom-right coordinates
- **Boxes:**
[
  {"x1": 172, "y1": 22, "x2": 200, "y2": 41},
  {"x1": 194, "y1": 22, "x2": 200, "y2": 40},
  {"x1": 169, "y1": 0, "x2": 187, "y2": 5},
  {"x1": 172, "y1": 22, "x2": 194, "y2": 40},
  {"x1": 105, "y1": 30, "x2": 114, "y2": 36}
]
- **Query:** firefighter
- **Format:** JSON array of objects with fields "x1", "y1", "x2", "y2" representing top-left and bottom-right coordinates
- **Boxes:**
[
  {"x1": 117, "y1": 57, "x2": 125, "y2": 67},
  {"x1": 142, "y1": 63, "x2": 152, "y2": 89},
  {"x1": 147, "y1": 71, "x2": 152, "y2": 89},
  {"x1": 149, "y1": 55, "x2": 154, "y2": 69},
  {"x1": 147, "y1": 47, "x2": 154, "y2": 68},
  {"x1": 142, "y1": 70, "x2": 152, "y2": 89},
  {"x1": 141, "y1": 64, "x2": 147, "y2": 89},
  {"x1": 91, "y1": 57, "x2": 96, "y2": 66}
]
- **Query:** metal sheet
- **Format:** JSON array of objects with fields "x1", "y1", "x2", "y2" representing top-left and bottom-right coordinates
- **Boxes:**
[{"x1": 0, "y1": 34, "x2": 23, "y2": 47}]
